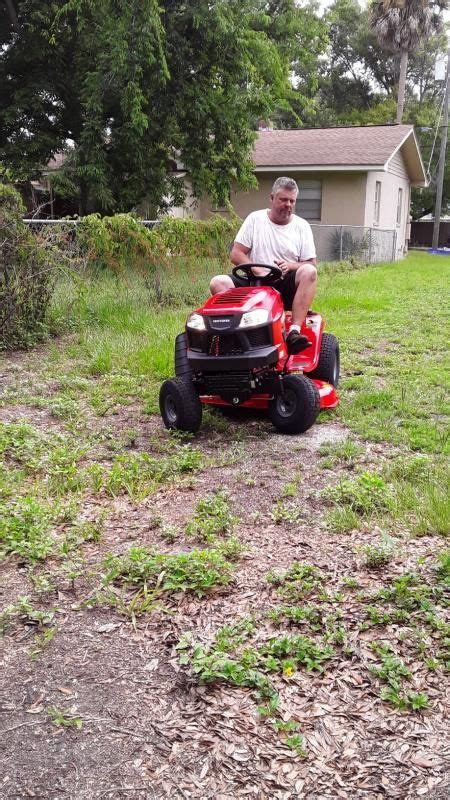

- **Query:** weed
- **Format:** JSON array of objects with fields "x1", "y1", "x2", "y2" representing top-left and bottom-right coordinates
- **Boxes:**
[
  {"x1": 1, "y1": 596, "x2": 55, "y2": 632},
  {"x1": 103, "y1": 545, "x2": 236, "y2": 597},
  {"x1": 369, "y1": 642, "x2": 429, "y2": 711},
  {"x1": 286, "y1": 733, "x2": 307, "y2": 757},
  {"x1": 270, "y1": 500, "x2": 304, "y2": 525},
  {"x1": 267, "y1": 604, "x2": 324, "y2": 632},
  {"x1": 47, "y1": 706, "x2": 83, "y2": 729},
  {"x1": 49, "y1": 395, "x2": 82, "y2": 422},
  {"x1": 1, "y1": 496, "x2": 55, "y2": 562},
  {"x1": 318, "y1": 439, "x2": 364, "y2": 467},
  {"x1": 359, "y1": 534, "x2": 397, "y2": 569},
  {"x1": 267, "y1": 562, "x2": 325, "y2": 601},
  {"x1": 326, "y1": 506, "x2": 360, "y2": 533},
  {"x1": 186, "y1": 491, "x2": 236, "y2": 543},
  {"x1": 436, "y1": 550, "x2": 450, "y2": 585},
  {"x1": 324, "y1": 471, "x2": 393, "y2": 516},
  {"x1": 103, "y1": 447, "x2": 202, "y2": 500},
  {"x1": 341, "y1": 576, "x2": 360, "y2": 589},
  {"x1": 29, "y1": 626, "x2": 56, "y2": 659}
]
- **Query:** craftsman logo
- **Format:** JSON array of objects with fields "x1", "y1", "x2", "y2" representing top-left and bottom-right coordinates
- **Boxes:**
[{"x1": 211, "y1": 318, "x2": 231, "y2": 325}]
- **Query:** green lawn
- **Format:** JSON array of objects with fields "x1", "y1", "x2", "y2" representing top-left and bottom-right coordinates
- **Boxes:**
[{"x1": 1, "y1": 252, "x2": 448, "y2": 795}]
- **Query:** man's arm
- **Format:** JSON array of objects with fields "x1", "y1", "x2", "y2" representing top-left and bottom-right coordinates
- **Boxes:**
[{"x1": 230, "y1": 241, "x2": 251, "y2": 265}]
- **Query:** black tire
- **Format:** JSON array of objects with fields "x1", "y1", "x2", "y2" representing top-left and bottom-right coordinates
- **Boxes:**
[
  {"x1": 159, "y1": 377, "x2": 202, "y2": 433},
  {"x1": 174, "y1": 333, "x2": 191, "y2": 377},
  {"x1": 269, "y1": 375, "x2": 320, "y2": 434},
  {"x1": 308, "y1": 333, "x2": 340, "y2": 386}
]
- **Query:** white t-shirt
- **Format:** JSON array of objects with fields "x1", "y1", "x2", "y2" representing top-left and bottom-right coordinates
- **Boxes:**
[{"x1": 235, "y1": 209, "x2": 316, "y2": 264}]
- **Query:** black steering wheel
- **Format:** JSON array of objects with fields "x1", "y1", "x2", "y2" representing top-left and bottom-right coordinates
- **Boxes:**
[{"x1": 232, "y1": 262, "x2": 283, "y2": 287}]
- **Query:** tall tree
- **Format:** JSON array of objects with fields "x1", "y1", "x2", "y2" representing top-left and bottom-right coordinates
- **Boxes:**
[
  {"x1": 0, "y1": 0, "x2": 326, "y2": 214},
  {"x1": 370, "y1": 0, "x2": 447, "y2": 124}
]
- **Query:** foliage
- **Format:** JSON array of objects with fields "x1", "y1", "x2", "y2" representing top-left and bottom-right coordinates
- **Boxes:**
[
  {"x1": 186, "y1": 491, "x2": 236, "y2": 543},
  {"x1": 0, "y1": 0, "x2": 326, "y2": 213},
  {"x1": 0, "y1": 184, "x2": 57, "y2": 349},
  {"x1": 324, "y1": 472, "x2": 393, "y2": 516},
  {"x1": 370, "y1": 0, "x2": 446, "y2": 122},
  {"x1": 102, "y1": 544, "x2": 237, "y2": 596},
  {"x1": 76, "y1": 213, "x2": 240, "y2": 274}
]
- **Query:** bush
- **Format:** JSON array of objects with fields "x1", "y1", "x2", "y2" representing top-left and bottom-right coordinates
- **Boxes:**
[
  {"x1": 77, "y1": 212, "x2": 241, "y2": 274},
  {"x1": 0, "y1": 184, "x2": 57, "y2": 349}
]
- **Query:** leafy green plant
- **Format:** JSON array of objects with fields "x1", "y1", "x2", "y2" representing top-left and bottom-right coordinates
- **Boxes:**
[
  {"x1": 270, "y1": 500, "x2": 304, "y2": 525},
  {"x1": 103, "y1": 545, "x2": 236, "y2": 597},
  {"x1": 47, "y1": 706, "x2": 83, "y2": 730},
  {"x1": 267, "y1": 562, "x2": 326, "y2": 601},
  {"x1": 0, "y1": 496, "x2": 55, "y2": 561},
  {"x1": 369, "y1": 642, "x2": 429, "y2": 711},
  {"x1": 1, "y1": 596, "x2": 55, "y2": 633},
  {"x1": 186, "y1": 491, "x2": 236, "y2": 542},
  {"x1": 359, "y1": 534, "x2": 397, "y2": 569},
  {"x1": 0, "y1": 184, "x2": 58, "y2": 349},
  {"x1": 324, "y1": 471, "x2": 393, "y2": 516}
]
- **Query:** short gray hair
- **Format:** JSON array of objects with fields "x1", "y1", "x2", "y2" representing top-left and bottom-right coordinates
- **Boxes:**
[{"x1": 271, "y1": 177, "x2": 298, "y2": 195}]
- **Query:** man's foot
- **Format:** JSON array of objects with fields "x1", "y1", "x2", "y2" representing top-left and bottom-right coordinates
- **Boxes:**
[{"x1": 286, "y1": 329, "x2": 311, "y2": 355}]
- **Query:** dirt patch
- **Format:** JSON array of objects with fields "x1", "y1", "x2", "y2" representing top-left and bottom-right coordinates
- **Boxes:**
[{"x1": 1, "y1": 349, "x2": 448, "y2": 800}]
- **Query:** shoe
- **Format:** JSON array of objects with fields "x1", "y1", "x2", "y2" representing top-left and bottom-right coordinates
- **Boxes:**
[{"x1": 286, "y1": 330, "x2": 311, "y2": 355}]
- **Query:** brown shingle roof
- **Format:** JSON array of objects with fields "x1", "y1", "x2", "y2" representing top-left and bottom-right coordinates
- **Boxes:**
[{"x1": 253, "y1": 125, "x2": 415, "y2": 167}]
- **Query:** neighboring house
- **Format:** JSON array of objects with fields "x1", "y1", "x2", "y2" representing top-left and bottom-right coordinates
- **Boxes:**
[{"x1": 178, "y1": 124, "x2": 427, "y2": 261}]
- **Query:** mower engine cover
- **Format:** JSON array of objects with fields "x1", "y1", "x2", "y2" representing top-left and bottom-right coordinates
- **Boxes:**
[{"x1": 185, "y1": 286, "x2": 287, "y2": 375}]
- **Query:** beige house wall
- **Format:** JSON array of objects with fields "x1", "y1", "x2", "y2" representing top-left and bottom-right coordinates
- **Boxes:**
[
  {"x1": 364, "y1": 157, "x2": 410, "y2": 259},
  {"x1": 227, "y1": 172, "x2": 367, "y2": 226}
]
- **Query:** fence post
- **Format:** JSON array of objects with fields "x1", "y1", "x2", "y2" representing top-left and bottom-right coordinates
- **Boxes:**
[
  {"x1": 392, "y1": 231, "x2": 397, "y2": 262},
  {"x1": 339, "y1": 226, "x2": 343, "y2": 261},
  {"x1": 368, "y1": 228, "x2": 372, "y2": 263}
]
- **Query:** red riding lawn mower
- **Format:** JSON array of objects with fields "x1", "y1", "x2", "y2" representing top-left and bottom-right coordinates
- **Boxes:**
[{"x1": 159, "y1": 263, "x2": 340, "y2": 435}]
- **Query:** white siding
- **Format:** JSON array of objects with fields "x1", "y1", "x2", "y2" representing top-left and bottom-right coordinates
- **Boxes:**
[{"x1": 387, "y1": 150, "x2": 409, "y2": 180}]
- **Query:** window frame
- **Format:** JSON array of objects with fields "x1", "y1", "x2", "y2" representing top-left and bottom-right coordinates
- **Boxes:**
[
  {"x1": 396, "y1": 187, "x2": 403, "y2": 226},
  {"x1": 374, "y1": 180, "x2": 382, "y2": 226},
  {"x1": 295, "y1": 180, "x2": 322, "y2": 222}
]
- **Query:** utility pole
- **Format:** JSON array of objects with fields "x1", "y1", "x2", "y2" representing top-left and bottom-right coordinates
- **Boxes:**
[{"x1": 432, "y1": 43, "x2": 450, "y2": 249}]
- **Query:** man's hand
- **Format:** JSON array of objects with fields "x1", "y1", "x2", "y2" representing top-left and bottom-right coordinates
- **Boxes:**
[{"x1": 275, "y1": 260, "x2": 298, "y2": 277}]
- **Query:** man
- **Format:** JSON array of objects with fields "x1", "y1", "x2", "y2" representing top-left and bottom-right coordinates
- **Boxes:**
[{"x1": 210, "y1": 177, "x2": 317, "y2": 354}]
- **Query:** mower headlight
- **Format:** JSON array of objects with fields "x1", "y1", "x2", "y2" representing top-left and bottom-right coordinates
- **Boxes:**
[
  {"x1": 239, "y1": 309, "x2": 269, "y2": 328},
  {"x1": 186, "y1": 313, "x2": 206, "y2": 331}
]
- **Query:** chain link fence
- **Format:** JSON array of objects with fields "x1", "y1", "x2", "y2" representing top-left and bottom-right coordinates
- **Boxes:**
[{"x1": 310, "y1": 224, "x2": 397, "y2": 264}]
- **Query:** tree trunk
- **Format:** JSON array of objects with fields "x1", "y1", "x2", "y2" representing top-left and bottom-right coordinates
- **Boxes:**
[
  {"x1": 5, "y1": 0, "x2": 20, "y2": 33},
  {"x1": 396, "y1": 49, "x2": 408, "y2": 124}
]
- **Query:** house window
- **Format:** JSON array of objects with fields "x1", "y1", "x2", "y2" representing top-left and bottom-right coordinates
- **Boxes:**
[
  {"x1": 374, "y1": 181, "x2": 381, "y2": 225},
  {"x1": 396, "y1": 187, "x2": 403, "y2": 225},
  {"x1": 296, "y1": 180, "x2": 322, "y2": 221}
]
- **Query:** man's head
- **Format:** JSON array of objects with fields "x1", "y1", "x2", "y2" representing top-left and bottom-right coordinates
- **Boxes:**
[{"x1": 269, "y1": 177, "x2": 299, "y2": 225}]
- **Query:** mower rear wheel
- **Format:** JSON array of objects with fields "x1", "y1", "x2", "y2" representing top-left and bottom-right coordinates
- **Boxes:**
[
  {"x1": 174, "y1": 333, "x2": 191, "y2": 377},
  {"x1": 159, "y1": 377, "x2": 202, "y2": 433},
  {"x1": 269, "y1": 375, "x2": 320, "y2": 434},
  {"x1": 308, "y1": 333, "x2": 340, "y2": 386}
]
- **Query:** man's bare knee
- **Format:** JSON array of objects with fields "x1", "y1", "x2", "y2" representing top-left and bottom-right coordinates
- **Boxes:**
[
  {"x1": 210, "y1": 275, "x2": 234, "y2": 295},
  {"x1": 295, "y1": 263, "x2": 317, "y2": 286}
]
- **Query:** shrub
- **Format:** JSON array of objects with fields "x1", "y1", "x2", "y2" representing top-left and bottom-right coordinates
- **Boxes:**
[{"x1": 0, "y1": 184, "x2": 57, "y2": 349}]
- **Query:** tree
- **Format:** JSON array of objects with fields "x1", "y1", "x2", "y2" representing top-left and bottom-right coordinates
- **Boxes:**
[
  {"x1": 0, "y1": 0, "x2": 326, "y2": 214},
  {"x1": 370, "y1": 0, "x2": 447, "y2": 124}
]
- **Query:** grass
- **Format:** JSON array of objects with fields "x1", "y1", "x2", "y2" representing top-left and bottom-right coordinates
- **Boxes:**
[{"x1": 1, "y1": 252, "x2": 449, "y2": 770}]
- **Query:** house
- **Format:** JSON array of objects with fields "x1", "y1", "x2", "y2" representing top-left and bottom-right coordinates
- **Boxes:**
[{"x1": 181, "y1": 124, "x2": 427, "y2": 261}]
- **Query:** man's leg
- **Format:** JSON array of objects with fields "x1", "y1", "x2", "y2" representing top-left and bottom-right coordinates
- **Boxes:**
[
  {"x1": 286, "y1": 264, "x2": 317, "y2": 354},
  {"x1": 291, "y1": 263, "x2": 317, "y2": 327},
  {"x1": 209, "y1": 275, "x2": 235, "y2": 295}
]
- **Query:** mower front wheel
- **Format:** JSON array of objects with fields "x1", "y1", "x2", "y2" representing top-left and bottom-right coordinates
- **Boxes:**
[
  {"x1": 269, "y1": 375, "x2": 320, "y2": 434},
  {"x1": 159, "y1": 377, "x2": 202, "y2": 433}
]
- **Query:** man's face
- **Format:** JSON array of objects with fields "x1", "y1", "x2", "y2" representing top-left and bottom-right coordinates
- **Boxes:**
[{"x1": 270, "y1": 189, "x2": 298, "y2": 224}]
